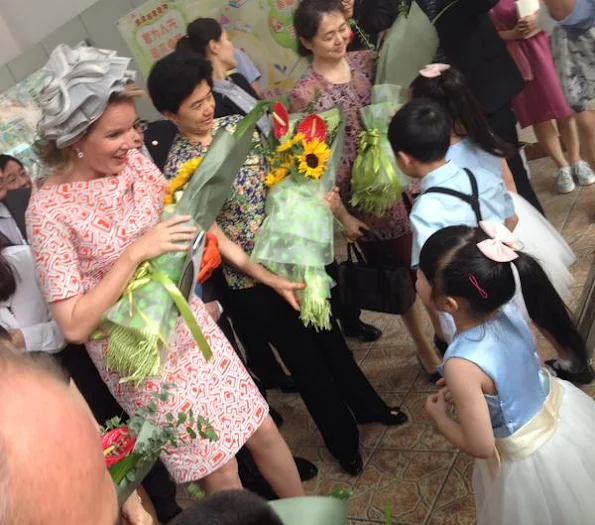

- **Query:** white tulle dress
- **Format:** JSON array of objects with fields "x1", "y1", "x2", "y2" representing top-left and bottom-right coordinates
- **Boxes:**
[{"x1": 441, "y1": 305, "x2": 595, "y2": 525}]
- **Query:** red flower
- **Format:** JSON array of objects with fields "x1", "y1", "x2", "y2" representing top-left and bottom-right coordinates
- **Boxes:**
[
  {"x1": 296, "y1": 114, "x2": 327, "y2": 142},
  {"x1": 272, "y1": 102, "x2": 289, "y2": 139},
  {"x1": 102, "y1": 427, "x2": 137, "y2": 468}
]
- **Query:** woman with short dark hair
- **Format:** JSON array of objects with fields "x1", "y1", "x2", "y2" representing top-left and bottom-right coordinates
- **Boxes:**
[{"x1": 148, "y1": 51, "x2": 408, "y2": 476}]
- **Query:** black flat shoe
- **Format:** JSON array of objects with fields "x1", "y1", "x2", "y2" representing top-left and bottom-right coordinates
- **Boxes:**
[
  {"x1": 546, "y1": 359, "x2": 595, "y2": 385},
  {"x1": 270, "y1": 407, "x2": 284, "y2": 428},
  {"x1": 358, "y1": 406, "x2": 408, "y2": 426},
  {"x1": 295, "y1": 457, "x2": 318, "y2": 481},
  {"x1": 261, "y1": 375, "x2": 298, "y2": 393},
  {"x1": 434, "y1": 335, "x2": 449, "y2": 356},
  {"x1": 416, "y1": 356, "x2": 443, "y2": 384},
  {"x1": 342, "y1": 320, "x2": 383, "y2": 343},
  {"x1": 339, "y1": 453, "x2": 363, "y2": 476}
]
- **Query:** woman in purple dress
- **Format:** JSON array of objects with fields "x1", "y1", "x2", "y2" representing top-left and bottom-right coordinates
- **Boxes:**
[
  {"x1": 290, "y1": 0, "x2": 442, "y2": 379},
  {"x1": 490, "y1": 0, "x2": 595, "y2": 194}
]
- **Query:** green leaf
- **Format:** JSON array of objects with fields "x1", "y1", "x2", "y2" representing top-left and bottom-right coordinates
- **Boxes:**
[
  {"x1": 384, "y1": 503, "x2": 393, "y2": 525},
  {"x1": 108, "y1": 454, "x2": 141, "y2": 485},
  {"x1": 325, "y1": 486, "x2": 354, "y2": 500},
  {"x1": 165, "y1": 413, "x2": 174, "y2": 423},
  {"x1": 186, "y1": 427, "x2": 197, "y2": 439},
  {"x1": 177, "y1": 412, "x2": 187, "y2": 426}
]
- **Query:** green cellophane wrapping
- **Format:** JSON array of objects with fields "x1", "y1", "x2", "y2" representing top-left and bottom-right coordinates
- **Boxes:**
[
  {"x1": 98, "y1": 103, "x2": 268, "y2": 383},
  {"x1": 375, "y1": 1, "x2": 439, "y2": 87},
  {"x1": 351, "y1": 84, "x2": 411, "y2": 217},
  {"x1": 251, "y1": 107, "x2": 345, "y2": 331}
]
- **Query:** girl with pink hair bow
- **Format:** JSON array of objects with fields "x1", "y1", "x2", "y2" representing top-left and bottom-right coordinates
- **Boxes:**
[{"x1": 417, "y1": 222, "x2": 595, "y2": 525}]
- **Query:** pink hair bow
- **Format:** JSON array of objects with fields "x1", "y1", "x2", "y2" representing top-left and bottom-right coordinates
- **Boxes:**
[
  {"x1": 476, "y1": 221, "x2": 521, "y2": 262},
  {"x1": 419, "y1": 63, "x2": 451, "y2": 78}
]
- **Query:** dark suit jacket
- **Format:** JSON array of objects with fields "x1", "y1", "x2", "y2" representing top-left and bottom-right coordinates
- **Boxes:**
[
  {"x1": 3, "y1": 187, "x2": 31, "y2": 242},
  {"x1": 348, "y1": 0, "x2": 399, "y2": 51},
  {"x1": 143, "y1": 119, "x2": 178, "y2": 172},
  {"x1": 431, "y1": 0, "x2": 524, "y2": 113}
]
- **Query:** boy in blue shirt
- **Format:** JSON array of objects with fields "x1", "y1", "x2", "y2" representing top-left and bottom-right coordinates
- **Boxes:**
[{"x1": 387, "y1": 98, "x2": 518, "y2": 269}]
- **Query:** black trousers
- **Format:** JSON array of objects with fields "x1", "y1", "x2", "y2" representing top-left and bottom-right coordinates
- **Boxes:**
[
  {"x1": 56, "y1": 344, "x2": 181, "y2": 523},
  {"x1": 485, "y1": 103, "x2": 545, "y2": 216},
  {"x1": 227, "y1": 284, "x2": 390, "y2": 460},
  {"x1": 204, "y1": 268, "x2": 287, "y2": 384}
]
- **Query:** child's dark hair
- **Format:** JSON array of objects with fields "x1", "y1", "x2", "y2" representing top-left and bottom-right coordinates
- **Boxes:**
[
  {"x1": 410, "y1": 67, "x2": 515, "y2": 159},
  {"x1": 176, "y1": 17, "x2": 223, "y2": 57},
  {"x1": 169, "y1": 490, "x2": 283, "y2": 525},
  {"x1": 293, "y1": 0, "x2": 344, "y2": 57},
  {"x1": 388, "y1": 98, "x2": 452, "y2": 163},
  {"x1": 0, "y1": 154, "x2": 24, "y2": 172},
  {"x1": 419, "y1": 226, "x2": 589, "y2": 369}
]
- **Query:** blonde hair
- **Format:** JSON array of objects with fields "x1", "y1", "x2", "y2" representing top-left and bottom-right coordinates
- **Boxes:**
[{"x1": 35, "y1": 83, "x2": 146, "y2": 174}]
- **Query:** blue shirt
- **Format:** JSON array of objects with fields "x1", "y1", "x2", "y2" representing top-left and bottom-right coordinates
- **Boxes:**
[
  {"x1": 234, "y1": 49, "x2": 261, "y2": 84},
  {"x1": 446, "y1": 138, "x2": 502, "y2": 177},
  {"x1": 558, "y1": 0, "x2": 595, "y2": 30},
  {"x1": 410, "y1": 161, "x2": 515, "y2": 267},
  {"x1": 439, "y1": 303, "x2": 549, "y2": 438}
]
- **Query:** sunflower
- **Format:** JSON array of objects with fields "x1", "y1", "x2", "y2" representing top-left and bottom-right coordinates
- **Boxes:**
[
  {"x1": 277, "y1": 132, "x2": 305, "y2": 154},
  {"x1": 297, "y1": 138, "x2": 331, "y2": 180},
  {"x1": 164, "y1": 157, "x2": 203, "y2": 205},
  {"x1": 265, "y1": 166, "x2": 289, "y2": 187}
]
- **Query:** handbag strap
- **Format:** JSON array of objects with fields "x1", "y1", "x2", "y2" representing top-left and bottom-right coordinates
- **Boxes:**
[
  {"x1": 423, "y1": 168, "x2": 483, "y2": 224},
  {"x1": 347, "y1": 241, "x2": 367, "y2": 264}
]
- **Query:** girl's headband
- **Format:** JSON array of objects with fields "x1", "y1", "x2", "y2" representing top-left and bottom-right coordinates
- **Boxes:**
[{"x1": 419, "y1": 63, "x2": 451, "y2": 79}]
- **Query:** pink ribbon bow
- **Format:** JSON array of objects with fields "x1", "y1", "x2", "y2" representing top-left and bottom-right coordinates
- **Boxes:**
[
  {"x1": 419, "y1": 63, "x2": 451, "y2": 78},
  {"x1": 476, "y1": 221, "x2": 521, "y2": 262}
]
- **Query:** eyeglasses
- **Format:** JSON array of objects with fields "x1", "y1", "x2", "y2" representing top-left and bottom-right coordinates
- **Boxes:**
[{"x1": 133, "y1": 119, "x2": 149, "y2": 133}]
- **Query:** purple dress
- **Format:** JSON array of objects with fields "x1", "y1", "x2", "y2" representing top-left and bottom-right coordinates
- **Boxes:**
[
  {"x1": 288, "y1": 51, "x2": 411, "y2": 240},
  {"x1": 490, "y1": 0, "x2": 572, "y2": 128}
]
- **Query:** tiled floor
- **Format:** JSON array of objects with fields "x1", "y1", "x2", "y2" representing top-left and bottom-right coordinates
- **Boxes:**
[{"x1": 266, "y1": 156, "x2": 595, "y2": 525}]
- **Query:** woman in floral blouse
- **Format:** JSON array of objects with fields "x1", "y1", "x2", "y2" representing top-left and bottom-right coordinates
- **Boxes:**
[
  {"x1": 149, "y1": 51, "x2": 408, "y2": 476},
  {"x1": 291, "y1": 0, "x2": 442, "y2": 378}
]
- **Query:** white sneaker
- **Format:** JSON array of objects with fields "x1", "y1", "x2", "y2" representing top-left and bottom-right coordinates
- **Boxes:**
[
  {"x1": 572, "y1": 160, "x2": 595, "y2": 186},
  {"x1": 557, "y1": 167, "x2": 576, "y2": 194}
]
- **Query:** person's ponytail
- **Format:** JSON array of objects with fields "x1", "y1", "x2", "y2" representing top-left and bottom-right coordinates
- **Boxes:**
[{"x1": 513, "y1": 253, "x2": 589, "y2": 369}]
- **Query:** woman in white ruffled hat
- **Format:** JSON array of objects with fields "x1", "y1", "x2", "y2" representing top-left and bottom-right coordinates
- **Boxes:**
[{"x1": 26, "y1": 43, "x2": 303, "y2": 496}]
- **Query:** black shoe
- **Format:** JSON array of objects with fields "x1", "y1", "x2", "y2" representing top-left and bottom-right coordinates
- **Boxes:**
[
  {"x1": 270, "y1": 406, "x2": 284, "y2": 428},
  {"x1": 358, "y1": 406, "x2": 408, "y2": 426},
  {"x1": 339, "y1": 453, "x2": 363, "y2": 476},
  {"x1": 416, "y1": 356, "x2": 443, "y2": 384},
  {"x1": 295, "y1": 457, "x2": 318, "y2": 481},
  {"x1": 342, "y1": 320, "x2": 382, "y2": 343},
  {"x1": 434, "y1": 335, "x2": 449, "y2": 356},
  {"x1": 546, "y1": 359, "x2": 595, "y2": 385}
]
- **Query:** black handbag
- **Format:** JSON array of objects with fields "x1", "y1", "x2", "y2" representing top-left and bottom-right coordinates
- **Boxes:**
[{"x1": 335, "y1": 234, "x2": 416, "y2": 315}]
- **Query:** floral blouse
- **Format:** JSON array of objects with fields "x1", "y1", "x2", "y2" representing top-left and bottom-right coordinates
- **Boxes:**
[
  {"x1": 164, "y1": 115, "x2": 266, "y2": 290},
  {"x1": 288, "y1": 51, "x2": 411, "y2": 240}
]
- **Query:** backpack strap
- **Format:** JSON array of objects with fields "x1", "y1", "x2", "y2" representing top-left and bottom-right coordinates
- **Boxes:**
[{"x1": 423, "y1": 168, "x2": 483, "y2": 224}]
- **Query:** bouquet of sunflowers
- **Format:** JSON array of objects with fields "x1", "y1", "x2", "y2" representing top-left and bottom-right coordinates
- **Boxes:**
[
  {"x1": 251, "y1": 103, "x2": 345, "y2": 331},
  {"x1": 95, "y1": 103, "x2": 268, "y2": 383}
]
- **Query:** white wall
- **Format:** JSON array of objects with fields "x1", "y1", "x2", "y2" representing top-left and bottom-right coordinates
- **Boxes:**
[
  {"x1": 0, "y1": 12, "x2": 23, "y2": 65},
  {"x1": 0, "y1": 0, "x2": 99, "y2": 54}
]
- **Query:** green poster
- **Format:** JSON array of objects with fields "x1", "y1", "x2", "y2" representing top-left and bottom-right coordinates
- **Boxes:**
[{"x1": 117, "y1": 0, "x2": 306, "y2": 98}]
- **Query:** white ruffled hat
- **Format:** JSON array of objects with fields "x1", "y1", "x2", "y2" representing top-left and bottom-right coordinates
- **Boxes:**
[{"x1": 37, "y1": 42, "x2": 136, "y2": 149}]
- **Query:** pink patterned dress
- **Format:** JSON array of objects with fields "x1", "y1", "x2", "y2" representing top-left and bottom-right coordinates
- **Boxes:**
[{"x1": 26, "y1": 149, "x2": 268, "y2": 483}]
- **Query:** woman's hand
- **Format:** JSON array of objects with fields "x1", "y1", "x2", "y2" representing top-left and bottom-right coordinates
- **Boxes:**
[
  {"x1": 8, "y1": 329, "x2": 25, "y2": 349},
  {"x1": 518, "y1": 14, "x2": 538, "y2": 37},
  {"x1": 324, "y1": 186, "x2": 344, "y2": 217},
  {"x1": 204, "y1": 301, "x2": 222, "y2": 323},
  {"x1": 498, "y1": 25, "x2": 523, "y2": 40},
  {"x1": 267, "y1": 274, "x2": 305, "y2": 311},
  {"x1": 128, "y1": 215, "x2": 196, "y2": 263},
  {"x1": 342, "y1": 213, "x2": 370, "y2": 243}
]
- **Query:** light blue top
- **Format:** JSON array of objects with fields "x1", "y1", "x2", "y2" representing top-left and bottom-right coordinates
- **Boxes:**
[
  {"x1": 446, "y1": 138, "x2": 502, "y2": 177},
  {"x1": 410, "y1": 161, "x2": 515, "y2": 267},
  {"x1": 560, "y1": 0, "x2": 595, "y2": 31},
  {"x1": 440, "y1": 304, "x2": 549, "y2": 438},
  {"x1": 234, "y1": 49, "x2": 261, "y2": 84}
]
